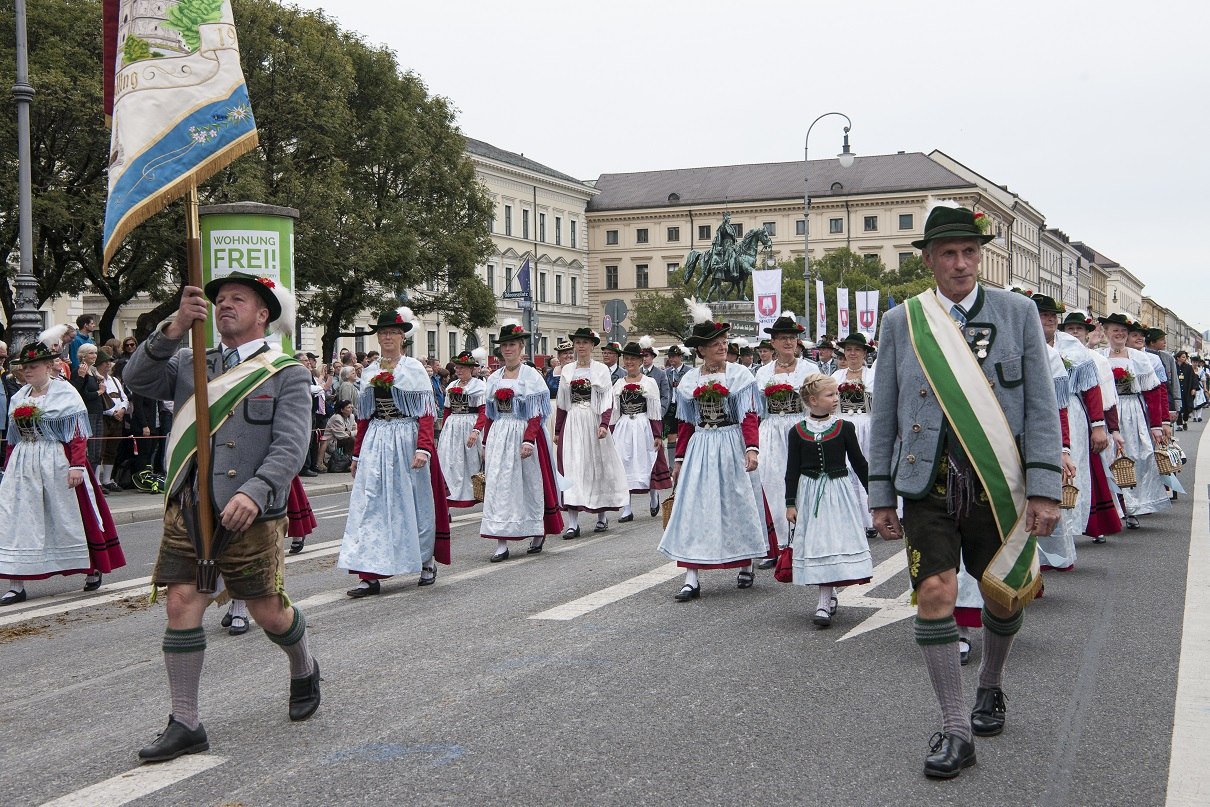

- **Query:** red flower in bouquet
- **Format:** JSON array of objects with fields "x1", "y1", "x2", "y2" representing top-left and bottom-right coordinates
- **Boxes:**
[
  {"x1": 370, "y1": 372, "x2": 395, "y2": 390},
  {"x1": 447, "y1": 386, "x2": 464, "y2": 395},
  {"x1": 1112, "y1": 367, "x2": 1133, "y2": 383},
  {"x1": 838, "y1": 381, "x2": 865, "y2": 394},
  {"x1": 764, "y1": 382, "x2": 795, "y2": 401},
  {"x1": 495, "y1": 388, "x2": 516, "y2": 402},
  {"x1": 693, "y1": 381, "x2": 730, "y2": 401},
  {"x1": 623, "y1": 383, "x2": 642, "y2": 392},
  {"x1": 12, "y1": 404, "x2": 42, "y2": 424},
  {"x1": 570, "y1": 378, "x2": 592, "y2": 391}
]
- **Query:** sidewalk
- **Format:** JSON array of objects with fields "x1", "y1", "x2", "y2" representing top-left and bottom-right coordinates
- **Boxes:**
[{"x1": 101, "y1": 471, "x2": 355, "y2": 525}]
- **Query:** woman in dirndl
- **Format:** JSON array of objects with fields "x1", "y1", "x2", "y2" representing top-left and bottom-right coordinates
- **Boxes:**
[
  {"x1": 0, "y1": 333, "x2": 124, "y2": 604},
  {"x1": 438, "y1": 348, "x2": 488, "y2": 508},
  {"x1": 1097, "y1": 313, "x2": 1171, "y2": 528},
  {"x1": 471, "y1": 320, "x2": 563, "y2": 561},
  {"x1": 831, "y1": 333, "x2": 877, "y2": 536},
  {"x1": 659, "y1": 302, "x2": 772, "y2": 601},
  {"x1": 609, "y1": 341, "x2": 672, "y2": 522},
  {"x1": 754, "y1": 312, "x2": 818, "y2": 562},
  {"x1": 338, "y1": 308, "x2": 451, "y2": 597},
  {"x1": 554, "y1": 327, "x2": 629, "y2": 537},
  {"x1": 784, "y1": 374, "x2": 872, "y2": 628}
]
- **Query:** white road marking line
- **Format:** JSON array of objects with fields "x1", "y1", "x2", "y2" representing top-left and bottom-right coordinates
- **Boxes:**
[
  {"x1": 835, "y1": 551, "x2": 916, "y2": 642},
  {"x1": 40, "y1": 754, "x2": 226, "y2": 807},
  {"x1": 529, "y1": 562, "x2": 682, "y2": 621},
  {"x1": 1166, "y1": 425, "x2": 1210, "y2": 806}
]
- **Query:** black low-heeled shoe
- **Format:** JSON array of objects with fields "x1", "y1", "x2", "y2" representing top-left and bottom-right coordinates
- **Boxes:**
[
  {"x1": 228, "y1": 615, "x2": 249, "y2": 635},
  {"x1": 347, "y1": 579, "x2": 381, "y2": 598},
  {"x1": 673, "y1": 583, "x2": 700, "y2": 602},
  {"x1": 0, "y1": 589, "x2": 27, "y2": 606},
  {"x1": 594, "y1": 519, "x2": 608, "y2": 532},
  {"x1": 526, "y1": 537, "x2": 546, "y2": 555},
  {"x1": 923, "y1": 732, "x2": 976, "y2": 779},
  {"x1": 289, "y1": 539, "x2": 305, "y2": 555},
  {"x1": 138, "y1": 716, "x2": 209, "y2": 763},
  {"x1": 756, "y1": 557, "x2": 777, "y2": 570},
  {"x1": 618, "y1": 513, "x2": 634, "y2": 523},
  {"x1": 650, "y1": 505, "x2": 660, "y2": 517},
  {"x1": 562, "y1": 527, "x2": 580, "y2": 540},
  {"x1": 490, "y1": 549, "x2": 510, "y2": 563},
  {"x1": 83, "y1": 573, "x2": 102, "y2": 592},
  {"x1": 736, "y1": 569, "x2": 755, "y2": 589},
  {"x1": 418, "y1": 566, "x2": 437, "y2": 586},
  {"x1": 289, "y1": 659, "x2": 321, "y2": 722}
]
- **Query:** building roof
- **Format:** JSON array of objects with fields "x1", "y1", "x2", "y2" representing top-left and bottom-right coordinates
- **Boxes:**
[
  {"x1": 587, "y1": 152, "x2": 975, "y2": 212},
  {"x1": 1072, "y1": 242, "x2": 1120, "y2": 268},
  {"x1": 464, "y1": 137, "x2": 585, "y2": 186}
]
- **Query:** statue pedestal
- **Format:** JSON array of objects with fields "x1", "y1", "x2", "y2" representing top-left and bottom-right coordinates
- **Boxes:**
[{"x1": 710, "y1": 301, "x2": 758, "y2": 338}]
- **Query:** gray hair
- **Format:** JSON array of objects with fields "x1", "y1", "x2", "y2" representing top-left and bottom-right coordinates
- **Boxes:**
[
  {"x1": 77, "y1": 343, "x2": 99, "y2": 356},
  {"x1": 339, "y1": 365, "x2": 356, "y2": 382}
]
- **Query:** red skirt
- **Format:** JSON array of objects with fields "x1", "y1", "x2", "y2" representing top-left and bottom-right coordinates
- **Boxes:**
[
  {"x1": 77, "y1": 462, "x2": 124, "y2": 574},
  {"x1": 1084, "y1": 450, "x2": 1122, "y2": 537},
  {"x1": 286, "y1": 477, "x2": 318, "y2": 539},
  {"x1": 537, "y1": 436, "x2": 565, "y2": 537},
  {"x1": 954, "y1": 606, "x2": 983, "y2": 629},
  {"x1": 429, "y1": 451, "x2": 452, "y2": 565}
]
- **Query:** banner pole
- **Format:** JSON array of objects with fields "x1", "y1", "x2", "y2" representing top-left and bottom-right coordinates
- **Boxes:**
[{"x1": 185, "y1": 184, "x2": 216, "y2": 589}]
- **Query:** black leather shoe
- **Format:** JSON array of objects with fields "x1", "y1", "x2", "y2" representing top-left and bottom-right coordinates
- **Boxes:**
[
  {"x1": 650, "y1": 505, "x2": 660, "y2": 517},
  {"x1": 923, "y1": 732, "x2": 976, "y2": 779},
  {"x1": 970, "y1": 686, "x2": 1007, "y2": 737},
  {"x1": 418, "y1": 566, "x2": 437, "y2": 586},
  {"x1": 618, "y1": 513, "x2": 634, "y2": 523},
  {"x1": 289, "y1": 539, "x2": 305, "y2": 555},
  {"x1": 757, "y1": 557, "x2": 777, "y2": 570},
  {"x1": 300, "y1": 468, "x2": 318, "y2": 478},
  {"x1": 562, "y1": 527, "x2": 580, "y2": 540},
  {"x1": 736, "y1": 569, "x2": 754, "y2": 589},
  {"x1": 228, "y1": 615, "x2": 249, "y2": 636},
  {"x1": 346, "y1": 580, "x2": 380, "y2": 598},
  {"x1": 0, "y1": 589, "x2": 27, "y2": 606},
  {"x1": 673, "y1": 583, "x2": 700, "y2": 602},
  {"x1": 289, "y1": 659, "x2": 321, "y2": 722},
  {"x1": 83, "y1": 573, "x2": 102, "y2": 592},
  {"x1": 139, "y1": 716, "x2": 209, "y2": 763},
  {"x1": 526, "y1": 537, "x2": 546, "y2": 555},
  {"x1": 490, "y1": 549, "x2": 510, "y2": 563},
  {"x1": 594, "y1": 519, "x2": 608, "y2": 532}
]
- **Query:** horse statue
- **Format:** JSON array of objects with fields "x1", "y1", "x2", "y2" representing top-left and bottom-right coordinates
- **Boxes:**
[{"x1": 683, "y1": 216, "x2": 774, "y2": 302}]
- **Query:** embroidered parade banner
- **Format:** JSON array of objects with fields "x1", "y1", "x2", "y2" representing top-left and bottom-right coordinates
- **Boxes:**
[
  {"x1": 837, "y1": 287, "x2": 851, "y2": 336},
  {"x1": 856, "y1": 290, "x2": 880, "y2": 341},
  {"x1": 815, "y1": 279, "x2": 827, "y2": 342},
  {"x1": 905, "y1": 291, "x2": 1043, "y2": 611},
  {"x1": 752, "y1": 268, "x2": 782, "y2": 336},
  {"x1": 102, "y1": 0, "x2": 258, "y2": 264}
]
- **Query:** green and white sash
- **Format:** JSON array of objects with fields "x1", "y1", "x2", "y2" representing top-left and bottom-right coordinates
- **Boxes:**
[
  {"x1": 906, "y1": 291, "x2": 1042, "y2": 611},
  {"x1": 165, "y1": 350, "x2": 300, "y2": 496}
]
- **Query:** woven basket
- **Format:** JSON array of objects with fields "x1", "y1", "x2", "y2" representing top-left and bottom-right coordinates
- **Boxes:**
[
  {"x1": 471, "y1": 472, "x2": 486, "y2": 503},
  {"x1": 1154, "y1": 449, "x2": 1178, "y2": 475},
  {"x1": 661, "y1": 494, "x2": 676, "y2": 529},
  {"x1": 1110, "y1": 454, "x2": 1137, "y2": 489},
  {"x1": 1060, "y1": 484, "x2": 1079, "y2": 510}
]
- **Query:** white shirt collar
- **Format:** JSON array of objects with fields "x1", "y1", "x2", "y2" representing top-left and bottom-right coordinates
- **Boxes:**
[{"x1": 936, "y1": 285, "x2": 979, "y2": 312}]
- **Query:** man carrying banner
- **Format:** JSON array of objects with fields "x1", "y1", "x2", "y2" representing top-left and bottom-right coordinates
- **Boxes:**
[
  {"x1": 869, "y1": 202, "x2": 1061, "y2": 779},
  {"x1": 125, "y1": 273, "x2": 320, "y2": 762}
]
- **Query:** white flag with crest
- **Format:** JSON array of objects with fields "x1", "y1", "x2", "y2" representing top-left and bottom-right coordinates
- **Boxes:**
[
  {"x1": 857, "y1": 290, "x2": 880, "y2": 340},
  {"x1": 837, "y1": 288, "x2": 851, "y2": 335},
  {"x1": 815, "y1": 279, "x2": 827, "y2": 341},
  {"x1": 752, "y1": 268, "x2": 782, "y2": 335}
]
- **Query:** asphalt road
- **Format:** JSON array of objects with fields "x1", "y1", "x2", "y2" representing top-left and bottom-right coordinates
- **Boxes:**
[{"x1": 1, "y1": 422, "x2": 1204, "y2": 806}]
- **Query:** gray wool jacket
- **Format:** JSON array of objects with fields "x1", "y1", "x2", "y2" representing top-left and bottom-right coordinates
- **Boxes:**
[
  {"x1": 867, "y1": 285, "x2": 1062, "y2": 509},
  {"x1": 123, "y1": 324, "x2": 312, "y2": 520}
]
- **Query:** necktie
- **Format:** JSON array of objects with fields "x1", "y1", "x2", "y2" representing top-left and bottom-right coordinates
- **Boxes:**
[
  {"x1": 223, "y1": 348, "x2": 240, "y2": 370},
  {"x1": 950, "y1": 304, "x2": 968, "y2": 326}
]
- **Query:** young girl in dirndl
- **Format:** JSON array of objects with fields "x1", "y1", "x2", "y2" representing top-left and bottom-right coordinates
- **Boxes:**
[
  {"x1": 608, "y1": 342, "x2": 672, "y2": 521},
  {"x1": 784, "y1": 374, "x2": 872, "y2": 628},
  {"x1": 438, "y1": 349, "x2": 488, "y2": 507}
]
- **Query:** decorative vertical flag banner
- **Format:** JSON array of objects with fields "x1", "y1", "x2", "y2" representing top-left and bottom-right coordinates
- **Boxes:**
[
  {"x1": 837, "y1": 287, "x2": 851, "y2": 336},
  {"x1": 752, "y1": 267, "x2": 783, "y2": 335},
  {"x1": 857, "y1": 290, "x2": 880, "y2": 341},
  {"x1": 816, "y1": 279, "x2": 827, "y2": 341},
  {"x1": 102, "y1": 0, "x2": 259, "y2": 265}
]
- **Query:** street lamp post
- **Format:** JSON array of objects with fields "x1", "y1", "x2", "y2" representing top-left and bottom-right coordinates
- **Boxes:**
[
  {"x1": 803, "y1": 113, "x2": 855, "y2": 326},
  {"x1": 9, "y1": 0, "x2": 41, "y2": 351}
]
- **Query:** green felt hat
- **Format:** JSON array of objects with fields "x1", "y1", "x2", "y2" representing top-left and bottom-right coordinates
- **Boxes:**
[
  {"x1": 1062, "y1": 311, "x2": 1095, "y2": 331},
  {"x1": 619, "y1": 341, "x2": 644, "y2": 358},
  {"x1": 1145, "y1": 328, "x2": 1167, "y2": 344},
  {"x1": 203, "y1": 271, "x2": 283, "y2": 322},
  {"x1": 11, "y1": 340, "x2": 58, "y2": 366},
  {"x1": 836, "y1": 333, "x2": 875, "y2": 352},
  {"x1": 601, "y1": 341, "x2": 622, "y2": 354},
  {"x1": 569, "y1": 327, "x2": 601, "y2": 346},
  {"x1": 495, "y1": 320, "x2": 530, "y2": 343},
  {"x1": 368, "y1": 307, "x2": 416, "y2": 333},
  {"x1": 911, "y1": 204, "x2": 996, "y2": 249}
]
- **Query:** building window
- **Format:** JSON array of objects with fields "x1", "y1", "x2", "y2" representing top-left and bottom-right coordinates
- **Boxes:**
[
  {"x1": 667, "y1": 226, "x2": 680, "y2": 242},
  {"x1": 489, "y1": 208, "x2": 495, "y2": 233},
  {"x1": 636, "y1": 228, "x2": 649, "y2": 244},
  {"x1": 354, "y1": 327, "x2": 365, "y2": 354},
  {"x1": 731, "y1": 222, "x2": 744, "y2": 237},
  {"x1": 555, "y1": 216, "x2": 562, "y2": 245},
  {"x1": 571, "y1": 276, "x2": 578, "y2": 305},
  {"x1": 606, "y1": 230, "x2": 619, "y2": 245},
  {"x1": 504, "y1": 205, "x2": 512, "y2": 236},
  {"x1": 605, "y1": 265, "x2": 619, "y2": 290},
  {"x1": 898, "y1": 213, "x2": 913, "y2": 230},
  {"x1": 539, "y1": 213, "x2": 546, "y2": 243},
  {"x1": 538, "y1": 271, "x2": 547, "y2": 302},
  {"x1": 539, "y1": 336, "x2": 548, "y2": 356},
  {"x1": 555, "y1": 274, "x2": 563, "y2": 304},
  {"x1": 898, "y1": 252, "x2": 913, "y2": 267},
  {"x1": 425, "y1": 278, "x2": 436, "y2": 292},
  {"x1": 864, "y1": 215, "x2": 878, "y2": 232},
  {"x1": 635, "y1": 264, "x2": 649, "y2": 289},
  {"x1": 448, "y1": 331, "x2": 458, "y2": 360},
  {"x1": 486, "y1": 263, "x2": 495, "y2": 292},
  {"x1": 863, "y1": 253, "x2": 879, "y2": 264},
  {"x1": 829, "y1": 218, "x2": 843, "y2": 234},
  {"x1": 762, "y1": 222, "x2": 777, "y2": 236},
  {"x1": 795, "y1": 220, "x2": 806, "y2": 236},
  {"x1": 698, "y1": 224, "x2": 711, "y2": 241},
  {"x1": 505, "y1": 266, "x2": 514, "y2": 293},
  {"x1": 426, "y1": 330, "x2": 437, "y2": 360},
  {"x1": 667, "y1": 262, "x2": 680, "y2": 280},
  {"x1": 571, "y1": 220, "x2": 577, "y2": 248},
  {"x1": 522, "y1": 209, "x2": 530, "y2": 240}
]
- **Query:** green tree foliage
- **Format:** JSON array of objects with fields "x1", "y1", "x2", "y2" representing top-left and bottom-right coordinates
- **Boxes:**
[
  {"x1": 165, "y1": 0, "x2": 224, "y2": 51},
  {"x1": 630, "y1": 290, "x2": 691, "y2": 340},
  {"x1": 0, "y1": 0, "x2": 496, "y2": 351}
]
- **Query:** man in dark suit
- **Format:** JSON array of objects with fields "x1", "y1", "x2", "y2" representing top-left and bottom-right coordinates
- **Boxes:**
[
  {"x1": 125, "y1": 272, "x2": 320, "y2": 762},
  {"x1": 870, "y1": 204, "x2": 1061, "y2": 779},
  {"x1": 639, "y1": 337, "x2": 671, "y2": 417}
]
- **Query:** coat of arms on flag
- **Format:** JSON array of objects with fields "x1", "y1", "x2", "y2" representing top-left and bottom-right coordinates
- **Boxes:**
[
  {"x1": 102, "y1": 0, "x2": 258, "y2": 265},
  {"x1": 757, "y1": 294, "x2": 778, "y2": 317}
]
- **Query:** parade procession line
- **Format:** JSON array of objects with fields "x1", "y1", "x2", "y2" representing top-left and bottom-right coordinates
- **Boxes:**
[
  {"x1": 39, "y1": 754, "x2": 226, "y2": 807},
  {"x1": 1166, "y1": 422, "x2": 1210, "y2": 807}
]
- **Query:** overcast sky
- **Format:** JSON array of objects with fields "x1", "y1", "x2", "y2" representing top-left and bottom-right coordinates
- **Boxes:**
[{"x1": 289, "y1": 0, "x2": 1210, "y2": 331}]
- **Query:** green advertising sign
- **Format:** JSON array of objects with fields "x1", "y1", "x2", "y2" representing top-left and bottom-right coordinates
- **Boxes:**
[{"x1": 199, "y1": 202, "x2": 300, "y2": 353}]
